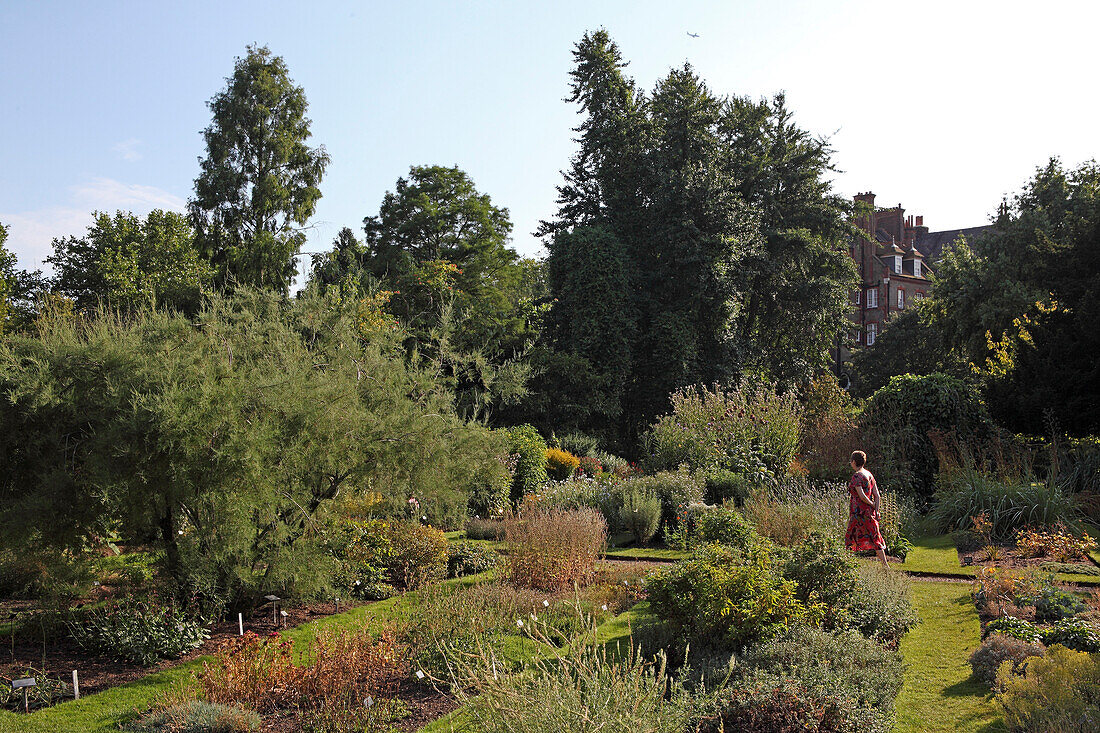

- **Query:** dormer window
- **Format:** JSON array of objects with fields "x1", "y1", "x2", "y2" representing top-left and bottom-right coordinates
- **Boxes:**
[
  {"x1": 913, "y1": 259, "x2": 922, "y2": 277},
  {"x1": 893, "y1": 255, "x2": 902, "y2": 272}
]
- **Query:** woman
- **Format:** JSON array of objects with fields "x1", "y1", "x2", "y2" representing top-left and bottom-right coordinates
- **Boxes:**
[{"x1": 845, "y1": 450, "x2": 889, "y2": 568}]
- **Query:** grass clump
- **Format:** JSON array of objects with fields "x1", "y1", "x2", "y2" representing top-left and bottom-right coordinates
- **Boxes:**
[
  {"x1": 506, "y1": 508, "x2": 607, "y2": 591},
  {"x1": 125, "y1": 701, "x2": 260, "y2": 732},
  {"x1": 618, "y1": 487, "x2": 662, "y2": 545}
]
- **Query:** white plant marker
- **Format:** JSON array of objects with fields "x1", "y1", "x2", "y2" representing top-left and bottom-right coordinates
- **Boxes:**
[
  {"x1": 72, "y1": 670, "x2": 79, "y2": 700},
  {"x1": 238, "y1": 612, "x2": 244, "y2": 636},
  {"x1": 365, "y1": 695, "x2": 374, "y2": 707},
  {"x1": 542, "y1": 600, "x2": 549, "y2": 607},
  {"x1": 416, "y1": 669, "x2": 425, "y2": 679}
]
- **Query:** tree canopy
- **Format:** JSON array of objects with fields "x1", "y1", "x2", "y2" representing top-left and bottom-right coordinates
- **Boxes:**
[{"x1": 190, "y1": 44, "x2": 329, "y2": 294}]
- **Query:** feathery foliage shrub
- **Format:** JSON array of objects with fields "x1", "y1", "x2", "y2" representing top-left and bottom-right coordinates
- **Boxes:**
[
  {"x1": 126, "y1": 701, "x2": 261, "y2": 733},
  {"x1": 618, "y1": 487, "x2": 662, "y2": 545},
  {"x1": 505, "y1": 508, "x2": 607, "y2": 591}
]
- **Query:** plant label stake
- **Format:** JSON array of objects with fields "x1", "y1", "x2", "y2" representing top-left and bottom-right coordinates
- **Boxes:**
[
  {"x1": 72, "y1": 670, "x2": 79, "y2": 700},
  {"x1": 264, "y1": 595, "x2": 280, "y2": 625},
  {"x1": 12, "y1": 677, "x2": 35, "y2": 713},
  {"x1": 335, "y1": 597, "x2": 340, "y2": 614},
  {"x1": 280, "y1": 609, "x2": 288, "y2": 628},
  {"x1": 238, "y1": 612, "x2": 244, "y2": 636}
]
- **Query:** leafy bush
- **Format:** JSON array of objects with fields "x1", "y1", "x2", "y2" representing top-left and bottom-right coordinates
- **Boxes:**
[
  {"x1": 741, "y1": 492, "x2": 817, "y2": 546},
  {"x1": 1016, "y1": 525, "x2": 1097, "y2": 561},
  {"x1": 198, "y1": 628, "x2": 405, "y2": 717},
  {"x1": 843, "y1": 565, "x2": 917, "y2": 647},
  {"x1": 618, "y1": 487, "x2": 662, "y2": 545},
  {"x1": 703, "y1": 470, "x2": 754, "y2": 506},
  {"x1": 507, "y1": 425, "x2": 549, "y2": 501},
  {"x1": 67, "y1": 600, "x2": 209, "y2": 666},
  {"x1": 645, "y1": 544, "x2": 820, "y2": 648},
  {"x1": 968, "y1": 634, "x2": 1046, "y2": 685},
  {"x1": 593, "y1": 450, "x2": 633, "y2": 477},
  {"x1": 468, "y1": 452, "x2": 515, "y2": 517},
  {"x1": 860, "y1": 372, "x2": 995, "y2": 501},
  {"x1": 996, "y1": 644, "x2": 1100, "y2": 733},
  {"x1": 447, "y1": 542, "x2": 498, "y2": 578},
  {"x1": 332, "y1": 517, "x2": 395, "y2": 601},
  {"x1": 126, "y1": 701, "x2": 261, "y2": 732},
  {"x1": 643, "y1": 382, "x2": 802, "y2": 477},
  {"x1": 531, "y1": 475, "x2": 622, "y2": 530},
  {"x1": 693, "y1": 505, "x2": 757, "y2": 551},
  {"x1": 783, "y1": 533, "x2": 859, "y2": 611},
  {"x1": 384, "y1": 521, "x2": 448, "y2": 589},
  {"x1": 576, "y1": 455, "x2": 602, "y2": 477},
  {"x1": 703, "y1": 679, "x2": 882, "y2": 733},
  {"x1": 984, "y1": 617, "x2": 1043, "y2": 643},
  {"x1": 1041, "y1": 618, "x2": 1100, "y2": 652},
  {"x1": 1040, "y1": 561, "x2": 1100, "y2": 576},
  {"x1": 465, "y1": 517, "x2": 507, "y2": 540},
  {"x1": 505, "y1": 508, "x2": 607, "y2": 591},
  {"x1": 714, "y1": 624, "x2": 904, "y2": 733},
  {"x1": 545, "y1": 448, "x2": 581, "y2": 481},
  {"x1": 1023, "y1": 585, "x2": 1087, "y2": 623},
  {"x1": 626, "y1": 468, "x2": 705, "y2": 531},
  {"x1": 930, "y1": 468, "x2": 1078, "y2": 539},
  {"x1": 558, "y1": 432, "x2": 598, "y2": 458}
]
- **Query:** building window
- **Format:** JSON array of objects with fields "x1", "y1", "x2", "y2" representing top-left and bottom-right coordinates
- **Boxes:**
[
  {"x1": 866, "y1": 323, "x2": 877, "y2": 346},
  {"x1": 897, "y1": 289, "x2": 905, "y2": 309},
  {"x1": 850, "y1": 328, "x2": 860, "y2": 344},
  {"x1": 915, "y1": 292, "x2": 925, "y2": 302},
  {"x1": 893, "y1": 255, "x2": 902, "y2": 272},
  {"x1": 852, "y1": 290, "x2": 861, "y2": 306},
  {"x1": 866, "y1": 288, "x2": 878, "y2": 309},
  {"x1": 914, "y1": 260, "x2": 922, "y2": 277}
]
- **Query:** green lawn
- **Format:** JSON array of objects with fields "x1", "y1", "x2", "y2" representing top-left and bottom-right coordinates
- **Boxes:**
[{"x1": 895, "y1": 581, "x2": 1004, "y2": 733}]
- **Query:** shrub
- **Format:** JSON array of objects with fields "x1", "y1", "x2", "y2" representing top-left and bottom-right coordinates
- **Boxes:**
[
  {"x1": 693, "y1": 505, "x2": 757, "y2": 552},
  {"x1": 67, "y1": 600, "x2": 209, "y2": 666},
  {"x1": 969, "y1": 634, "x2": 1046, "y2": 685},
  {"x1": 800, "y1": 375, "x2": 860, "y2": 482},
  {"x1": 126, "y1": 701, "x2": 261, "y2": 732},
  {"x1": 576, "y1": 455, "x2": 602, "y2": 477},
  {"x1": 860, "y1": 373, "x2": 995, "y2": 501},
  {"x1": 1016, "y1": 524, "x2": 1097, "y2": 561},
  {"x1": 618, "y1": 488, "x2": 662, "y2": 545},
  {"x1": 722, "y1": 624, "x2": 904, "y2": 733},
  {"x1": 198, "y1": 628, "x2": 404, "y2": 716},
  {"x1": 1041, "y1": 618, "x2": 1100, "y2": 652},
  {"x1": 643, "y1": 382, "x2": 802, "y2": 477},
  {"x1": 447, "y1": 542, "x2": 498, "y2": 578},
  {"x1": 742, "y1": 492, "x2": 816, "y2": 547},
  {"x1": 332, "y1": 517, "x2": 396, "y2": 601},
  {"x1": 930, "y1": 468, "x2": 1079, "y2": 539},
  {"x1": 972, "y1": 566, "x2": 1044, "y2": 619},
  {"x1": 703, "y1": 470, "x2": 754, "y2": 506},
  {"x1": 507, "y1": 425, "x2": 549, "y2": 501},
  {"x1": 468, "y1": 452, "x2": 515, "y2": 517},
  {"x1": 505, "y1": 508, "x2": 607, "y2": 591},
  {"x1": 593, "y1": 450, "x2": 633, "y2": 477},
  {"x1": 703, "y1": 680, "x2": 880, "y2": 733},
  {"x1": 545, "y1": 448, "x2": 581, "y2": 481},
  {"x1": 843, "y1": 565, "x2": 917, "y2": 647},
  {"x1": 531, "y1": 475, "x2": 622, "y2": 530},
  {"x1": 783, "y1": 533, "x2": 859, "y2": 610},
  {"x1": 558, "y1": 432, "x2": 598, "y2": 458},
  {"x1": 1040, "y1": 561, "x2": 1100, "y2": 576},
  {"x1": 984, "y1": 616, "x2": 1043, "y2": 643},
  {"x1": 996, "y1": 644, "x2": 1100, "y2": 733},
  {"x1": 626, "y1": 468, "x2": 705, "y2": 531},
  {"x1": 465, "y1": 517, "x2": 507, "y2": 540},
  {"x1": 1023, "y1": 585, "x2": 1087, "y2": 623},
  {"x1": 384, "y1": 521, "x2": 448, "y2": 589},
  {"x1": 645, "y1": 544, "x2": 820, "y2": 648}
]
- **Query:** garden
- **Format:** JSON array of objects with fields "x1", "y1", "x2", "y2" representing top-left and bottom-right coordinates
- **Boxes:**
[{"x1": 2, "y1": 362, "x2": 1099, "y2": 733}]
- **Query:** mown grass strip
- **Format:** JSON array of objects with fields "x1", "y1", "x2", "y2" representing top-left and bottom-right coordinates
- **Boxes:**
[
  {"x1": 895, "y1": 581, "x2": 1004, "y2": 733},
  {"x1": 0, "y1": 572, "x2": 496, "y2": 733}
]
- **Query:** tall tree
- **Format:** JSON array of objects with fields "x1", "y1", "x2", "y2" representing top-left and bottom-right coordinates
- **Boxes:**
[
  {"x1": 0, "y1": 224, "x2": 48, "y2": 333},
  {"x1": 190, "y1": 45, "x2": 329, "y2": 294},
  {"x1": 47, "y1": 210, "x2": 211, "y2": 312},
  {"x1": 720, "y1": 94, "x2": 856, "y2": 386}
]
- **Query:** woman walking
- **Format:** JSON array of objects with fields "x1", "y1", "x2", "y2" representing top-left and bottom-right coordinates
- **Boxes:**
[{"x1": 846, "y1": 450, "x2": 889, "y2": 568}]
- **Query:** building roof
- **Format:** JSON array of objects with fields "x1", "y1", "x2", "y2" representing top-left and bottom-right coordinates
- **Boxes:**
[{"x1": 914, "y1": 225, "x2": 993, "y2": 260}]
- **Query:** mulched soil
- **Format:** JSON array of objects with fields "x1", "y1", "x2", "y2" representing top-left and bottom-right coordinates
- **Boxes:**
[
  {"x1": 1, "y1": 598, "x2": 366, "y2": 698},
  {"x1": 956, "y1": 544, "x2": 1100, "y2": 573}
]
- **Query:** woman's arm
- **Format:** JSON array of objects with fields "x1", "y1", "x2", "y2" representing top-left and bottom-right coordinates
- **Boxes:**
[
  {"x1": 871, "y1": 484, "x2": 882, "y2": 514},
  {"x1": 852, "y1": 476, "x2": 875, "y2": 507}
]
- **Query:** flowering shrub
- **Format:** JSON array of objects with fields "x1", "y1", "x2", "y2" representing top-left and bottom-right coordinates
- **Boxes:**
[
  {"x1": 643, "y1": 382, "x2": 802, "y2": 477},
  {"x1": 67, "y1": 600, "x2": 208, "y2": 666},
  {"x1": 1016, "y1": 524, "x2": 1097, "y2": 562},
  {"x1": 544, "y1": 448, "x2": 581, "y2": 481},
  {"x1": 505, "y1": 508, "x2": 607, "y2": 591},
  {"x1": 577, "y1": 455, "x2": 602, "y2": 477},
  {"x1": 384, "y1": 521, "x2": 448, "y2": 589}
]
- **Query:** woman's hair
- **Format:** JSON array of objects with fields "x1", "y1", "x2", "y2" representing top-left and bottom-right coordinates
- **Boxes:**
[{"x1": 850, "y1": 450, "x2": 867, "y2": 468}]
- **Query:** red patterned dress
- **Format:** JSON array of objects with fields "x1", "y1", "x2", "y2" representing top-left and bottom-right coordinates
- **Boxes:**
[{"x1": 845, "y1": 469, "x2": 885, "y2": 552}]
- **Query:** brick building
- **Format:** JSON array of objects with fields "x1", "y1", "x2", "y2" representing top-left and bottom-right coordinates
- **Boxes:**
[{"x1": 836, "y1": 191, "x2": 990, "y2": 383}]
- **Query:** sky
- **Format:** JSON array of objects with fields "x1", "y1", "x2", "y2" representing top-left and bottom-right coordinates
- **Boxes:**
[{"x1": 2, "y1": 0, "x2": 1098, "y2": 288}]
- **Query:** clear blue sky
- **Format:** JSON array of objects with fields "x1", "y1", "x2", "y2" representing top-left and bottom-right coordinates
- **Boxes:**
[{"x1": 3, "y1": 0, "x2": 1098, "y2": 286}]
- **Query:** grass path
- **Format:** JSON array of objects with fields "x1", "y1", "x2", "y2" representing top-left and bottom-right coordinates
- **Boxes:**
[{"x1": 895, "y1": 580, "x2": 1004, "y2": 733}]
